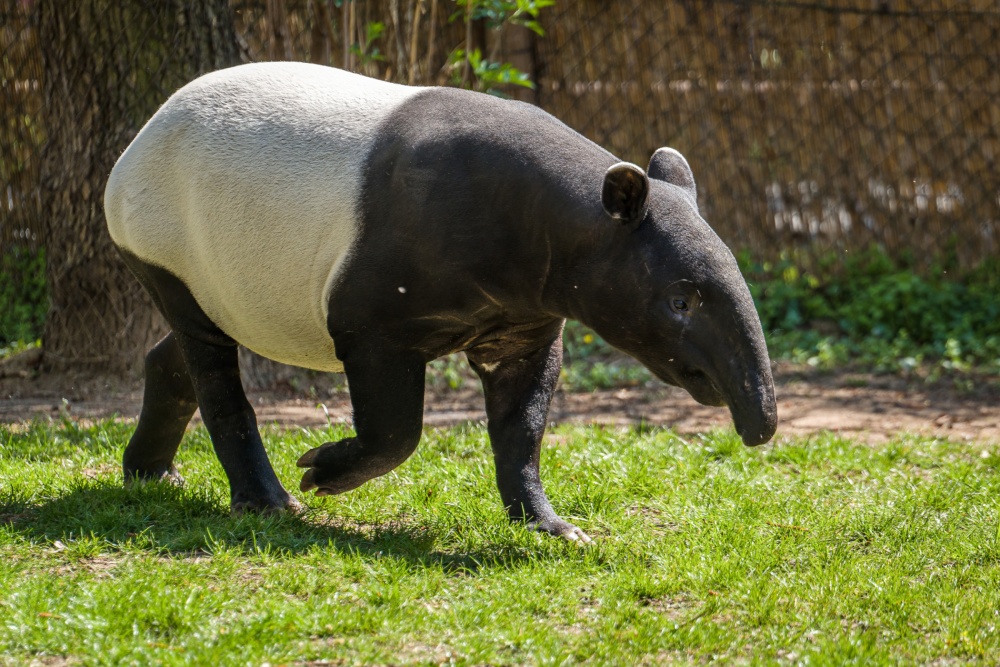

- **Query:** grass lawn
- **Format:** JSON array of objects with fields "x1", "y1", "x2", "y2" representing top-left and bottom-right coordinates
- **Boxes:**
[{"x1": 1, "y1": 419, "x2": 999, "y2": 665}]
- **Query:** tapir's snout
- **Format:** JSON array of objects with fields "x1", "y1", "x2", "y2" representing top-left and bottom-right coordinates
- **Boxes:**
[
  {"x1": 680, "y1": 292, "x2": 778, "y2": 448},
  {"x1": 666, "y1": 363, "x2": 776, "y2": 446},
  {"x1": 727, "y1": 367, "x2": 777, "y2": 447}
]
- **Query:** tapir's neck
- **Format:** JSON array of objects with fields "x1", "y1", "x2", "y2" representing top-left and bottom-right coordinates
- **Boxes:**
[
  {"x1": 458, "y1": 113, "x2": 622, "y2": 324},
  {"x1": 521, "y1": 163, "x2": 624, "y2": 326},
  {"x1": 356, "y1": 87, "x2": 624, "y2": 336}
]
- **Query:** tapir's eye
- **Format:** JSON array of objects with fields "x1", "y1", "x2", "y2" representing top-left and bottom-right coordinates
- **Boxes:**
[{"x1": 665, "y1": 282, "x2": 700, "y2": 317}]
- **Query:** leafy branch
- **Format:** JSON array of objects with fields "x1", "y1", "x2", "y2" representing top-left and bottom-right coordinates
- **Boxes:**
[{"x1": 448, "y1": 0, "x2": 554, "y2": 94}]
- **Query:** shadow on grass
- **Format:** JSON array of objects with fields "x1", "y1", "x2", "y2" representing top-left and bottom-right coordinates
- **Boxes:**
[{"x1": 0, "y1": 481, "x2": 546, "y2": 573}]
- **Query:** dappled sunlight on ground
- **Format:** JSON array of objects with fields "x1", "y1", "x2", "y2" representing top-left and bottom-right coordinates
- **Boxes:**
[{"x1": 3, "y1": 368, "x2": 999, "y2": 444}]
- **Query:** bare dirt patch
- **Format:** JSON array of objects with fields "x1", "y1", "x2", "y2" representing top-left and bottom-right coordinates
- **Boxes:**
[{"x1": 2, "y1": 365, "x2": 999, "y2": 443}]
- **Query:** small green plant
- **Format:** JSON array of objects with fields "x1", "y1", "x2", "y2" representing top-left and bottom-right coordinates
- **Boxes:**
[
  {"x1": 451, "y1": 0, "x2": 554, "y2": 34},
  {"x1": 448, "y1": 0, "x2": 554, "y2": 94},
  {"x1": 739, "y1": 247, "x2": 1000, "y2": 374},
  {"x1": 560, "y1": 359, "x2": 651, "y2": 392},
  {"x1": 560, "y1": 320, "x2": 653, "y2": 390},
  {"x1": 0, "y1": 245, "x2": 47, "y2": 350},
  {"x1": 426, "y1": 353, "x2": 474, "y2": 391},
  {"x1": 0, "y1": 337, "x2": 40, "y2": 360},
  {"x1": 447, "y1": 48, "x2": 533, "y2": 90},
  {"x1": 350, "y1": 21, "x2": 386, "y2": 67}
]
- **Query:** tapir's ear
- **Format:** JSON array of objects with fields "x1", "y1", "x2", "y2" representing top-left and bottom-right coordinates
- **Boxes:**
[
  {"x1": 602, "y1": 162, "x2": 649, "y2": 226},
  {"x1": 647, "y1": 147, "x2": 697, "y2": 208}
]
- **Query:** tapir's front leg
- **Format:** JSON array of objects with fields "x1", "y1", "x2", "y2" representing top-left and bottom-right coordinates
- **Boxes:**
[
  {"x1": 297, "y1": 336, "x2": 426, "y2": 495},
  {"x1": 470, "y1": 333, "x2": 592, "y2": 543}
]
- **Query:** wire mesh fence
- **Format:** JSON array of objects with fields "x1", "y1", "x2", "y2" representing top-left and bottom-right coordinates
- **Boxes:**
[
  {"x1": 537, "y1": 0, "x2": 1000, "y2": 272},
  {"x1": 5, "y1": 0, "x2": 998, "y2": 270},
  {"x1": 1, "y1": 0, "x2": 998, "y2": 371}
]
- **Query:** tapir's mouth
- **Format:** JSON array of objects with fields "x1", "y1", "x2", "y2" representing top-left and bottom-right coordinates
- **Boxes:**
[
  {"x1": 678, "y1": 369, "x2": 726, "y2": 407},
  {"x1": 660, "y1": 366, "x2": 777, "y2": 447}
]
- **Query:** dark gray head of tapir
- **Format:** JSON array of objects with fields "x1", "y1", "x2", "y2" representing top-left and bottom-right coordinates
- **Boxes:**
[{"x1": 578, "y1": 147, "x2": 777, "y2": 446}]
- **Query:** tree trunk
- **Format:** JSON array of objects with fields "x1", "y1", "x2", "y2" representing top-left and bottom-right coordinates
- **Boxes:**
[{"x1": 38, "y1": 0, "x2": 243, "y2": 376}]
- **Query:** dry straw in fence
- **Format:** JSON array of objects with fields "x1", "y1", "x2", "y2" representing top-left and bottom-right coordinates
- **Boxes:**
[
  {"x1": 537, "y1": 0, "x2": 1000, "y2": 272},
  {"x1": 3, "y1": 0, "x2": 998, "y2": 275}
]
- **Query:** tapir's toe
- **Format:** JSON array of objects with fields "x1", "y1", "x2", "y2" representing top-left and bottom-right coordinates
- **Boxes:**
[
  {"x1": 528, "y1": 518, "x2": 593, "y2": 544},
  {"x1": 297, "y1": 443, "x2": 332, "y2": 494},
  {"x1": 562, "y1": 527, "x2": 593, "y2": 543},
  {"x1": 124, "y1": 465, "x2": 185, "y2": 487},
  {"x1": 231, "y1": 492, "x2": 302, "y2": 516},
  {"x1": 298, "y1": 468, "x2": 338, "y2": 496},
  {"x1": 296, "y1": 446, "x2": 323, "y2": 468},
  {"x1": 296, "y1": 440, "x2": 361, "y2": 496},
  {"x1": 296, "y1": 437, "x2": 393, "y2": 498},
  {"x1": 299, "y1": 467, "x2": 319, "y2": 493}
]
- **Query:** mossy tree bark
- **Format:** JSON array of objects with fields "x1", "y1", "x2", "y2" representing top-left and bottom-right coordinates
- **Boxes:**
[{"x1": 38, "y1": 0, "x2": 243, "y2": 376}]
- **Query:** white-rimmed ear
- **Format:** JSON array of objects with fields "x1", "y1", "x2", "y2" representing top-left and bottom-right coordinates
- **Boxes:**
[
  {"x1": 602, "y1": 162, "x2": 649, "y2": 226},
  {"x1": 647, "y1": 147, "x2": 697, "y2": 208}
]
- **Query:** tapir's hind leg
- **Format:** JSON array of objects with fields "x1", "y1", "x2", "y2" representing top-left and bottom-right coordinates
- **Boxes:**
[
  {"x1": 123, "y1": 332, "x2": 197, "y2": 484},
  {"x1": 118, "y1": 248, "x2": 298, "y2": 514},
  {"x1": 172, "y1": 332, "x2": 301, "y2": 514}
]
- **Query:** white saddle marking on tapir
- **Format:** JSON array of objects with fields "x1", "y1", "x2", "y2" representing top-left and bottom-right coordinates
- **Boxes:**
[{"x1": 105, "y1": 63, "x2": 424, "y2": 371}]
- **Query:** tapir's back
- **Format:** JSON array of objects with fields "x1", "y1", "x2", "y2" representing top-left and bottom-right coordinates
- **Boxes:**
[{"x1": 105, "y1": 62, "x2": 422, "y2": 371}]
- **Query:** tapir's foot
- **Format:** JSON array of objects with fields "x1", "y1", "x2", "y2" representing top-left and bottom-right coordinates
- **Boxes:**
[
  {"x1": 231, "y1": 489, "x2": 303, "y2": 516},
  {"x1": 124, "y1": 465, "x2": 185, "y2": 487},
  {"x1": 527, "y1": 517, "x2": 593, "y2": 544},
  {"x1": 296, "y1": 439, "x2": 377, "y2": 497}
]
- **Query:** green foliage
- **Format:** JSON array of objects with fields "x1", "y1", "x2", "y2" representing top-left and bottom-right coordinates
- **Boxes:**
[
  {"x1": 0, "y1": 246, "x2": 46, "y2": 350},
  {"x1": 426, "y1": 354, "x2": 471, "y2": 391},
  {"x1": 447, "y1": 0, "x2": 554, "y2": 94},
  {"x1": 448, "y1": 48, "x2": 534, "y2": 90},
  {"x1": 561, "y1": 321, "x2": 652, "y2": 391},
  {"x1": 740, "y1": 248, "x2": 1000, "y2": 374},
  {"x1": 450, "y1": 0, "x2": 554, "y2": 35},
  {"x1": 2, "y1": 237, "x2": 995, "y2": 384},
  {"x1": 561, "y1": 360, "x2": 651, "y2": 392},
  {"x1": 350, "y1": 21, "x2": 386, "y2": 66},
  {"x1": 557, "y1": 247, "x2": 1000, "y2": 388},
  {"x1": 3, "y1": 421, "x2": 1000, "y2": 664}
]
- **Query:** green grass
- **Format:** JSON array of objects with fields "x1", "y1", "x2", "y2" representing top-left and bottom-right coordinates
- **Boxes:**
[{"x1": 2, "y1": 420, "x2": 1000, "y2": 665}]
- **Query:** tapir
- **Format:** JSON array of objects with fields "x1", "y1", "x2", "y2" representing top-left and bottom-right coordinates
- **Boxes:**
[{"x1": 105, "y1": 61, "x2": 777, "y2": 542}]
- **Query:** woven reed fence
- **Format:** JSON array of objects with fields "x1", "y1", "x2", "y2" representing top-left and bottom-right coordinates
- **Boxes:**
[
  {"x1": 3, "y1": 0, "x2": 998, "y2": 272},
  {"x1": 1, "y1": 3, "x2": 42, "y2": 255},
  {"x1": 0, "y1": 0, "x2": 472, "y2": 258},
  {"x1": 537, "y1": 0, "x2": 1000, "y2": 271}
]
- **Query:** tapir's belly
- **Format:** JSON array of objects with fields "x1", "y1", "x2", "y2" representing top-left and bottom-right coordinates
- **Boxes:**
[{"x1": 105, "y1": 63, "x2": 422, "y2": 371}]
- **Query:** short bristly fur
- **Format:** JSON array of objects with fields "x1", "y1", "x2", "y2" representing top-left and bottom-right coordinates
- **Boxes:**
[
  {"x1": 106, "y1": 63, "x2": 423, "y2": 371},
  {"x1": 106, "y1": 62, "x2": 777, "y2": 540}
]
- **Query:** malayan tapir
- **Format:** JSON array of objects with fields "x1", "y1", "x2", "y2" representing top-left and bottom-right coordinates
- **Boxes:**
[{"x1": 105, "y1": 61, "x2": 777, "y2": 542}]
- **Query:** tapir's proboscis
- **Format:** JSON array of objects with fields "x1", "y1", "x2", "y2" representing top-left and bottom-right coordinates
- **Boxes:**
[{"x1": 105, "y1": 62, "x2": 777, "y2": 542}]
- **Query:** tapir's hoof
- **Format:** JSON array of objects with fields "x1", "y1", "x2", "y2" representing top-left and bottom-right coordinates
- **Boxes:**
[
  {"x1": 297, "y1": 438, "x2": 402, "y2": 497},
  {"x1": 231, "y1": 492, "x2": 303, "y2": 516},
  {"x1": 296, "y1": 441, "x2": 352, "y2": 496},
  {"x1": 528, "y1": 518, "x2": 593, "y2": 544},
  {"x1": 299, "y1": 467, "x2": 321, "y2": 494},
  {"x1": 297, "y1": 467, "x2": 340, "y2": 497},
  {"x1": 124, "y1": 465, "x2": 185, "y2": 487},
  {"x1": 295, "y1": 444, "x2": 325, "y2": 470}
]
